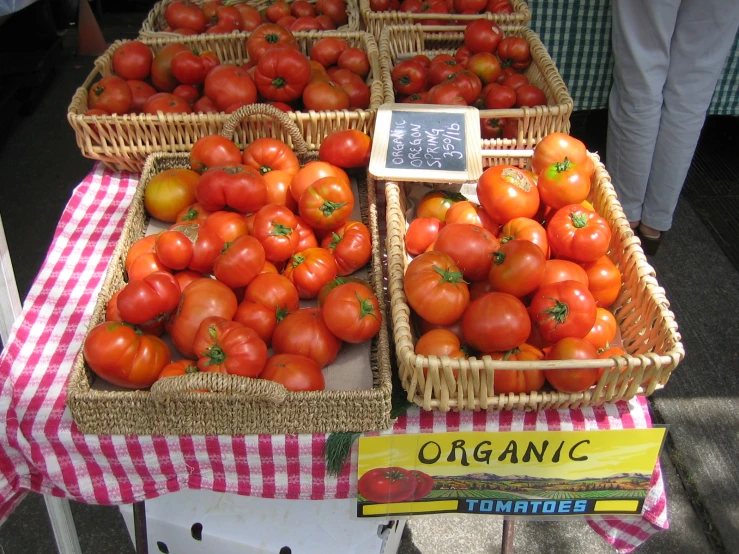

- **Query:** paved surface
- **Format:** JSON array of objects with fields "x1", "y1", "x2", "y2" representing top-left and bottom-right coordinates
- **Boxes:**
[{"x1": 0, "y1": 5, "x2": 737, "y2": 554}]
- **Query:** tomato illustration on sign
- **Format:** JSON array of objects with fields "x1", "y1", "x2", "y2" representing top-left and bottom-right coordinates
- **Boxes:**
[{"x1": 358, "y1": 467, "x2": 418, "y2": 503}]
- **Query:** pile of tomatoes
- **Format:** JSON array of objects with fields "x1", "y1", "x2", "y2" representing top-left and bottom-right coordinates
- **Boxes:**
[
  {"x1": 160, "y1": 0, "x2": 349, "y2": 35},
  {"x1": 369, "y1": 0, "x2": 513, "y2": 20},
  {"x1": 402, "y1": 133, "x2": 626, "y2": 395},
  {"x1": 390, "y1": 21, "x2": 545, "y2": 139},
  {"x1": 85, "y1": 26, "x2": 372, "y2": 117},
  {"x1": 83, "y1": 130, "x2": 379, "y2": 393}
]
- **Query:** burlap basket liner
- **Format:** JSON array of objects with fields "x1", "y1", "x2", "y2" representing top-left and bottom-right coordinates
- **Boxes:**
[
  {"x1": 379, "y1": 25, "x2": 573, "y2": 150},
  {"x1": 361, "y1": 0, "x2": 530, "y2": 40},
  {"x1": 68, "y1": 30, "x2": 388, "y2": 173},
  {"x1": 140, "y1": 0, "x2": 362, "y2": 38},
  {"x1": 383, "y1": 150, "x2": 684, "y2": 412},
  {"x1": 66, "y1": 105, "x2": 393, "y2": 435}
]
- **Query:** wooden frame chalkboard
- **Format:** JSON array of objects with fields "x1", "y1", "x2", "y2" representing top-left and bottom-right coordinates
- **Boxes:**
[{"x1": 369, "y1": 104, "x2": 483, "y2": 184}]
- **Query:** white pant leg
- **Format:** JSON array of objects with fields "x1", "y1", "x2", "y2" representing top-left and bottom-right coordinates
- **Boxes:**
[
  {"x1": 607, "y1": 0, "x2": 682, "y2": 224},
  {"x1": 641, "y1": 0, "x2": 739, "y2": 231}
]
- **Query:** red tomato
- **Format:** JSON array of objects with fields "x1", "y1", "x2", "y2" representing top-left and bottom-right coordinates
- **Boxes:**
[
  {"x1": 464, "y1": 20, "x2": 503, "y2": 54},
  {"x1": 144, "y1": 168, "x2": 199, "y2": 222},
  {"x1": 358, "y1": 467, "x2": 417, "y2": 503},
  {"x1": 283, "y1": 247, "x2": 338, "y2": 299},
  {"x1": 298, "y1": 176, "x2": 355, "y2": 230},
  {"x1": 290, "y1": 16, "x2": 323, "y2": 31},
  {"x1": 405, "y1": 217, "x2": 443, "y2": 256},
  {"x1": 242, "y1": 138, "x2": 300, "y2": 177},
  {"x1": 415, "y1": 329, "x2": 465, "y2": 359},
  {"x1": 173, "y1": 269, "x2": 202, "y2": 293},
  {"x1": 245, "y1": 272, "x2": 300, "y2": 316},
  {"x1": 193, "y1": 316, "x2": 268, "y2": 377},
  {"x1": 236, "y1": 4, "x2": 262, "y2": 30},
  {"x1": 292, "y1": 0, "x2": 317, "y2": 17},
  {"x1": 260, "y1": 353, "x2": 325, "y2": 391},
  {"x1": 113, "y1": 41, "x2": 153, "y2": 81},
  {"x1": 302, "y1": 80, "x2": 351, "y2": 111},
  {"x1": 502, "y1": 73, "x2": 529, "y2": 90},
  {"x1": 446, "y1": 71, "x2": 482, "y2": 105},
  {"x1": 126, "y1": 80, "x2": 157, "y2": 114},
  {"x1": 578, "y1": 255, "x2": 621, "y2": 308},
  {"x1": 143, "y1": 92, "x2": 193, "y2": 115},
  {"x1": 499, "y1": 217, "x2": 548, "y2": 258},
  {"x1": 530, "y1": 280, "x2": 597, "y2": 342},
  {"x1": 338, "y1": 48, "x2": 370, "y2": 79},
  {"x1": 444, "y1": 201, "x2": 498, "y2": 234},
  {"x1": 88, "y1": 76, "x2": 132, "y2": 114},
  {"x1": 488, "y1": 239, "x2": 546, "y2": 297},
  {"x1": 540, "y1": 259, "x2": 589, "y2": 288},
  {"x1": 515, "y1": 84, "x2": 547, "y2": 107},
  {"x1": 272, "y1": 308, "x2": 342, "y2": 368},
  {"x1": 544, "y1": 337, "x2": 599, "y2": 393},
  {"x1": 497, "y1": 36, "x2": 531, "y2": 71},
  {"x1": 322, "y1": 282, "x2": 382, "y2": 343},
  {"x1": 233, "y1": 301, "x2": 278, "y2": 346},
  {"x1": 192, "y1": 96, "x2": 219, "y2": 113},
  {"x1": 265, "y1": 0, "x2": 290, "y2": 22},
  {"x1": 151, "y1": 43, "x2": 189, "y2": 92},
  {"x1": 416, "y1": 190, "x2": 466, "y2": 222},
  {"x1": 165, "y1": 0, "x2": 206, "y2": 32},
  {"x1": 203, "y1": 211, "x2": 249, "y2": 243},
  {"x1": 255, "y1": 48, "x2": 311, "y2": 103},
  {"x1": 246, "y1": 23, "x2": 299, "y2": 62},
  {"x1": 163, "y1": 224, "x2": 224, "y2": 273},
  {"x1": 158, "y1": 359, "x2": 199, "y2": 380},
  {"x1": 428, "y1": 60, "x2": 463, "y2": 87},
  {"x1": 417, "y1": 317, "x2": 465, "y2": 342},
  {"x1": 294, "y1": 215, "x2": 319, "y2": 251},
  {"x1": 531, "y1": 133, "x2": 590, "y2": 175},
  {"x1": 203, "y1": 65, "x2": 257, "y2": 111},
  {"x1": 175, "y1": 202, "x2": 212, "y2": 224},
  {"x1": 319, "y1": 130, "x2": 372, "y2": 169},
  {"x1": 172, "y1": 84, "x2": 199, "y2": 104},
  {"x1": 488, "y1": 343, "x2": 545, "y2": 394},
  {"x1": 317, "y1": 276, "x2": 372, "y2": 307},
  {"x1": 433, "y1": 223, "x2": 499, "y2": 281},
  {"x1": 212, "y1": 234, "x2": 266, "y2": 288},
  {"x1": 462, "y1": 292, "x2": 530, "y2": 352},
  {"x1": 484, "y1": 83, "x2": 516, "y2": 109},
  {"x1": 321, "y1": 220, "x2": 371, "y2": 276},
  {"x1": 196, "y1": 165, "x2": 268, "y2": 214},
  {"x1": 583, "y1": 307, "x2": 618, "y2": 351},
  {"x1": 537, "y1": 159, "x2": 592, "y2": 210},
  {"x1": 310, "y1": 37, "x2": 350, "y2": 67},
  {"x1": 171, "y1": 50, "x2": 219, "y2": 85},
  {"x1": 212, "y1": 5, "x2": 243, "y2": 30},
  {"x1": 477, "y1": 165, "x2": 540, "y2": 224},
  {"x1": 117, "y1": 271, "x2": 181, "y2": 325},
  {"x1": 167, "y1": 277, "x2": 238, "y2": 358},
  {"x1": 263, "y1": 170, "x2": 299, "y2": 211},
  {"x1": 251, "y1": 204, "x2": 300, "y2": 262},
  {"x1": 547, "y1": 205, "x2": 611, "y2": 263},
  {"x1": 391, "y1": 60, "x2": 428, "y2": 95},
  {"x1": 405, "y1": 251, "x2": 469, "y2": 325},
  {"x1": 316, "y1": 0, "x2": 348, "y2": 26},
  {"x1": 291, "y1": 161, "x2": 350, "y2": 203}
]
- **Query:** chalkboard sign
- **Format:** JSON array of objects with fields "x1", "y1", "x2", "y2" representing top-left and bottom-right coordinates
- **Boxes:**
[{"x1": 369, "y1": 104, "x2": 482, "y2": 184}]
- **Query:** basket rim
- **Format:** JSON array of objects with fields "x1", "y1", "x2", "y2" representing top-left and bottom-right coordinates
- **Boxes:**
[{"x1": 360, "y1": 0, "x2": 532, "y2": 27}]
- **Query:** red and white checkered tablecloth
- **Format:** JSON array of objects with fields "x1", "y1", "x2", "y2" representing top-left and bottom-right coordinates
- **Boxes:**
[{"x1": 0, "y1": 164, "x2": 668, "y2": 553}]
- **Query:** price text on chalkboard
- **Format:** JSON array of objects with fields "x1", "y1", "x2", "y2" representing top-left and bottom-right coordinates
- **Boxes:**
[{"x1": 385, "y1": 111, "x2": 467, "y2": 173}]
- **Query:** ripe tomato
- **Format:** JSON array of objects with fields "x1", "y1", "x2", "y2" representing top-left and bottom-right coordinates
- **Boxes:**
[
  {"x1": 193, "y1": 96, "x2": 219, "y2": 113},
  {"x1": 531, "y1": 133, "x2": 590, "y2": 175},
  {"x1": 143, "y1": 92, "x2": 193, "y2": 115},
  {"x1": 265, "y1": 0, "x2": 290, "y2": 22},
  {"x1": 291, "y1": 161, "x2": 350, "y2": 203},
  {"x1": 391, "y1": 60, "x2": 428, "y2": 95},
  {"x1": 203, "y1": 65, "x2": 257, "y2": 111},
  {"x1": 151, "y1": 43, "x2": 189, "y2": 92},
  {"x1": 322, "y1": 283, "x2": 382, "y2": 343},
  {"x1": 338, "y1": 48, "x2": 370, "y2": 79},
  {"x1": 292, "y1": 0, "x2": 317, "y2": 17},
  {"x1": 298, "y1": 176, "x2": 355, "y2": 230},
  {"x1": 88, "y1": 76, "x2": 132, "y2": 114},
  {"x1": 358, "y1": 467, "x2": 417, "y2": 504},
  {"x1": 407, "y1": 471, "x2": 434, "y2": 501},
  {"x1": 251, "y1": 204, "x2": 300, "y2": 262},
  {"x1": 404, "y1": 251, "x2": 469, "y2": 325},
  {"x1": 84, "y1": 321, "x2": 172, "y2": 389},
  {"x1": 434, "y1": 223, "x2": 499, "y2": 281},
  {"x1": 234, "y1": 301, "x2": 278, "y2": 346},
  {"x1": 464, "y1": 20, "x2": 503, "y2": 54},
  {"x1": 502, "y1": 73, "x2": 529, "y2": 90},
  {"x1": 316, "y1": 0, "x2": 348, "y2": 26},
  {"x1": 171, "y1": 50, "x2": 218, "y2": 86},
  {"x1": 283, "y1": 247, "x2": 338, "y2": 299},
  {"x1": 547, "y1": 205, "x2": 611, "y2": 263},
  {"x1": 212, "y1": 5, "x2": 243, "y2": 30},
  {"x1": 189, "y1": 135, "x2": 242, "y2": 173},
  {"x1": 310, "y1": 37, "x2": 350, "y2": 67},
  {"x1": 126, "y1": 80, "x2": 157, "y2": 113},
  {"x1": 416, "y1": 190, "x2": 466, "y2": 222},
  {"x1": 212, "y1": 234, "x2": 266, "y2": 288},
  {"x1": 302, "y1": 80, "x2": 351, "y2": 111},
  {"x1": 583, "y1": 307, "x2": 618, "y2": 351},
  {"x1": 480, "y1": 117, "x2": 504, "y2": 139},
  {"x1": 488, "y1": 238, "x2": 546, "y2": 297},
  {"x1": 144, "y1": 168, "x2": 199, "y2": 222},
  {"x1": 578, "y1": 255, "x2": 621, "y2": 309},
  {"x1": 544, "y1": 337, "x2": 599, "y2": 393},
  {"x1": 176, "y1": 202, "x2": 212, "y2": 224},
  {"x1": 173, "y1": 84, "x2": 199, "y2": 104},
  {"x1": 158, "y1": 359, "x2": 199, "y2": 379},
  {"x1": 415, "y1": 329, "x2": 465, "y2": 359},
  {"x1": 417, "y1": 317, "x2": 464, "y2": 342},
  {"x1": 428, "y1": 60, "x2": 463, "y2": 87},
  {"x1": 126, "y1": 234, "x2": 170, "y2": 281},
  {"x1": 193, "y1": 316, "x2": 268, "y2": 377},
  {"x1": 236, "y1": 4, "x2": 262, "y2": 30},
  {"x1": 462, "y1": 292, "x2": 530, "y2": 352},
  {"x1": 315, "y1": 14, "x2": 336, "y2": 29},
  {"x1": 294, "y1": 215, "x2": 318, "y2": 251},
  {"x1": 317, "y1": 276, "x2": 372, "y2": 307},
  {"x1": 405, "y1": 217, "x2": 443, "y2": 256},
  {"x1": 499, "y1": 217, "x2": 548, "y2": 258},
  {"x1": 245, "y1": 272, "x2": 300, "y2": 315},
  {"x1": 263, "y1": 170, "x2": 299, "y2": 211},
  {"x1": 203, "y1": 211, "x2": 249, "y2": 243},
  {"x1": 484, "y1": 83, "x2": 516, "y2": 109},
  {"x1": 446, "y1": 71, "x2": 482, "y2": 105},
  {"x1": 173, "y1": 269, "x2": 202, "y2": 292},
  {"x1": 444, "y1": 201, "x2": 498, "y2": 234},
  {"x1": 540, "y1": 259, "x2": 589, "y2": 288},
  {"x1": 260, "y1": 353, "x2": 325, "y2": 391},
  {"x1": 477, "y1": 165, "x2": 540, "y2": 224},
  {"x1": 246, "y1": 23, "x2": 299, "y2": 62},
  {"x1": 497, "y1": 36, "x2": 531, "y2": 71},
  {"x1": 272, "y1": 308, "x2": 342, "y2": 368},
  {"x1": 168, "y1": 278, "x2": 238, "y2": 358},
  {"x1": 319, "y1": 130, "x2": 372, "y2": 169},
  {"x1": 466, "y1": 53, "x2": 501, "y2": 88},
  {"x1": 290, "y1": 16, "x2": 323, "y2": 31},
  {"x1": 117, "y1": 271, "x2": 181, "y2": 326},
  {"x1": 196, "y1": 165, "x2": 268, "y2": 214},
  {"x1": 242, "y1": 138, "x2": 300, "y2": 176},
  {"x1": 537, "y1": 159, "x2": 592, "y2": 210},
  {"x1": 487, "y1": 343, "x2": 545, "y2": 394},
  {"x1": 164, "y1": 224, "x2": 224, "y2": 273},
  {"x1": 321, "y1": 220, "x2": 371, "y2": 276},
  {"x1": 113, "y1": 41, "x2": 152, "y2": 80},
  {"x1": 515, "y1": 84, "x2": 547, "y2": 108},
  {"x1": 165, "y1": 0, "x2": 206, "y2": 32},
  {"x1": 530, "y1": 280, "x2": 597, "y2": 342},
  {"x1": 255, "y1": 48, "x2": 311, "y2": 103}
]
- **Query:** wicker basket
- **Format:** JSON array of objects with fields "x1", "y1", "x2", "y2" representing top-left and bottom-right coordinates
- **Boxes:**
[
  {"x1": 66, "y1": 105, "x2": 393, "y2": 435},
  {"x1": 140, "y1": 0, "x2": 361, "y2": 38},
  {"x1": 379, "y1": 25, "x2": 573, "y2": 149},
  {"x1": 383, "y1": 150, "x2": 684, "y2": 412},
  {"x1": 361, "y1": 0, "x2": 530, "y2": 40},
  {"x1": 68, "y1": 30, "x2": 386, "y2": 173}
]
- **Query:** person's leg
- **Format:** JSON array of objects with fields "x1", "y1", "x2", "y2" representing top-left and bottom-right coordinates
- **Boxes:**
[
  {"x1": 641, "y1": 0, "x2": 739, "y2": 232},
  {"x1": 606, "y1": 0, "x2": 681, "y2": 225}
]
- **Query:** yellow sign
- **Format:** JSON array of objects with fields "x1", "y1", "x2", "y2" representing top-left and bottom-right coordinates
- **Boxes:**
[{"x1": 357, "y1": 428, "x2": 666, "y2": 517}]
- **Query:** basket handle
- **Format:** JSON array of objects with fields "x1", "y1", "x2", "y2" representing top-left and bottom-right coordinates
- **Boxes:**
[
  {"x1": 149, "y1": 371, "x2": 288, "y2": 403},
  {"x1": 220, "y1": 103, "x2": 310, "y2": 156}
]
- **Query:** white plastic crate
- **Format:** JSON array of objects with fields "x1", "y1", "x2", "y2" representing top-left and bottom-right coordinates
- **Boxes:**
[{"x1": 119, "y1": 491, "x2": 405, "y2": 554}]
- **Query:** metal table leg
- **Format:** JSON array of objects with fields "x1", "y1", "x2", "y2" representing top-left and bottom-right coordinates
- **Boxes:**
[
  {"x1": 133, "y1": 501, "x2": 148, "y2": 554},
  {"x1": 501, "y1": 519, "x2": 515, "y2": 554}
]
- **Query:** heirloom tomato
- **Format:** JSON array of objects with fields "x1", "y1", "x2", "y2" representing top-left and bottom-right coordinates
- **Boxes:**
[
  {"x1": 143, "y1": 92, "x2": 193, "y2": 115},
  {"x1": 547, "y1": 205, "x2": 611, "y2": 263},
  {"x1": 298, "y1": 176, "x2": 355, "y2": 230},
  {"x1": 531, "y1": 133, "x2": 591, "y2": 176},
  {"x1": 290, "y1": 161, "x2": 350, "y2": 203},
  {"x1": 292, "y1": 1, "x2": 317, "y2": 17},
  {"x1": 540, "y1": 259, "x2": 589, "y2": 288},
  {"x1": 338, "y1": 48, "x2": 370, "y2": 78},
  {"x1": 126, "y1": 235, "x2": 170, "y2": 281},
  {"x1": 529, "y1": 280, "x2": 597, "y2": 342},
  {"x1": 272, "y1": 308, "x2": 342, "y2": 368},
  {"x1": 515, "y1": 84, "x2": 547, "y2": 108},
  {"x1": 290, "y1": 16, "x2": 323, "y2": 31},
  {"x1": 404, "y1": 251, "x2": 469, "y2": 325},
  {"x1": 212, "y1": 234, "x2": 266, "y2": 288},
  {"x1": 321, "y1": 220, "x2": 371, "y2": 276},
  {"x1": 168, "y1": 277, "x2": 238, "y2": 358},
  {"x1": 158, "y1": 359, "x2": 199, "y2": 379},
  {"x1": 477, "y1": 165, "x2": 539, "y2": 224},
  {"x1": 415, "y1": 329, "x2": 465, "y2": 359},
  {"x1": 428, "y1": 60, "x2": 463, "y2": 86},
  {"x1": 165, "y1": 0, "x2": 206, "y2": 31},
  {"x1": 260, "y1": 353, "x2": 325, "y2": 391},
  {"x1": 203, "y1": 211, "x2": 249, "y2": 243},
  {"x1": 416, "y1": 190, "x2": 466, "y2": 222},
  {"x1": 161, "y1": 224, "x2": 224, "y2": 273},
  {"x1": 193, "y1": 94, "x2": 219, "y2": 113},
  {"x1": 483, "y1": 83, "x2": 516, "y2": 109},
  {"x1": 251, "y1": 204, "x2": 300, "y2": 262},
  {"x1": 537, "y1": 159, "x2": 591, "y2": 210},
  {"x1": 319, "y1": 130, "x2": 372, "y2": 169},
  {"x1": 245, "y1": 272, "x2": 300, "y2": 314},
  {"x1": 246, "y1": 24, "x2": 299, "y2": 62},
  {"x1": 113, "y1": 41, "x2": 153, "y2": 81},
  {"x1": 144, "y1": 168, "x2": 199, "y2": 222},
  {"x1": 582, "y1": 307, "x2": 618, "y2": 351},
  {"x1": 283, "y1": 247, "x2": 338, "y2": 299},
  {"x1": 265, "y1": 0, "x2": 290, "y2": 22},
  {"x1": 322, "y1": 283, "x2": 382, "y2": 343},
  {"x1": 462, "y1": 292, "x2": 530, "y2": 352},
  {"x1": 464, "y1": 20, "x2": 502, "y2": 54},
  {"x1": 236, "y1": 4, "x2": 262, "y2": 30},
  {"x1": 83, "y1": 321, "x2": 171, "y2": 389},
  {"x1": 203, "y1": 65, "x2": 257, "y2": 111},
  {"x1": 433, "y1": 223, "x2": 500, "y2": 281},
  {"x1": 315, "y1": 0, "x2": 348, "y2": 26},
  {"x1": 172, "y1": 84, "x2": 199, "y2": 104},
  {"x1": 310, "y1": 37, "x2": 349, "y2": 67},
  {"x1": 242, "y1": 138, "x2": 301, "y2": 176},
  {"x1": 317, "y1": 276, "x2": 372, "y2": 307},
  {"x1": 263, "y1": 170, "x2": 299, "y2": 211},
  {"x1": 502, "y1": 73, "x2": 529, "y2": 90},
  {"x1": 234, "y1": 301, "x2": 278, "y2": 345},
  {"x1": 358, "y1": 467, "x2": 417, "y2": 503},
  {"x1": 197, "y1": 165, "x2": 268, "y2": 214},
  {"x1": 488, "y1": 238, "x2": 546, "y2": 297},
  {"x1": 444, "y1": 201, "x2": 498, "y2": 234},
  {"x1": 173, "y1": 269, "x2": 202, "y2": 292},
  {"x1": 171, "y1": 50, "x2": 220, "y2": 85},
  {"x1": 190, "y1": 135, "x2": 242, "y2": 173},
  {"x1": 151, "y1": 43, "x2": 189, "y2": 92},
  {"x1": 254, "y1": 48, "x2": 311, "y2": 103},
  {"x1": 117, "y1": 271, "x2": 181, "y2": 326},
  {"x1": 499, "y1": 217, "x2": 548, "y2": 258},
  {"x1": 391, "y1": 60, "x2": 427, "y2": 96},
  {"x1": 176, "y1": 202, "x2": 212, "y2": 224},
  {"x1": 405, "y1": 217, "x2": 443, "y2": 256},
  {"x1": 193, "y1": 316, "x2": 268, "y2": 377},
  {"x1": 293, "y1": 216, "x2": 319, "y2": 251},
  {"x1": 488, "y1": 343, "x2": 545, "y2": 394},
  {"x1": 446, "y1": 71, "x2": 482, "y2": 105},
  {"x1": 497, "y1": 36, "x2": 531, "y2": 70},
  {"x1": 544, "y1": 337, "x2": 599, "y2": 393},
  {"x1": 578, "y1": 255, "x2": 621, "y2": 308},
  {"x1": 302, "y1": 80, "x2": 351, "y2": 110},
  {"x1": 88, "y1": 76, "x2": 132, "y2": 114}
]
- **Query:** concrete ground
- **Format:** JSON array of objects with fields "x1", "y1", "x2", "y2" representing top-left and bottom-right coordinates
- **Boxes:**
[{"x1": 0, "y1": 3, "x2": 737, "y2": 553}]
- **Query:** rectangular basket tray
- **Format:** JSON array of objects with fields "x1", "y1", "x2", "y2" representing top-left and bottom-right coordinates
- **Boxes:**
[{"x1": 382, "y1": 150, "x2": 684, "y2": 411}]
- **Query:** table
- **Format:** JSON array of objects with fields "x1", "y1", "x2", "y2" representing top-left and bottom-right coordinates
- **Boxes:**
[
  {"x1": 0, "y1": 164, "x2": 668, "y2": 553},
  {"x1": 529, "y1": 0, "x2": 739, "y2": 115}
]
